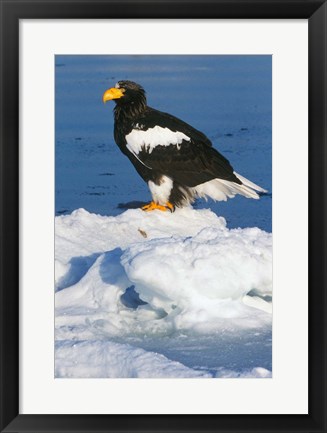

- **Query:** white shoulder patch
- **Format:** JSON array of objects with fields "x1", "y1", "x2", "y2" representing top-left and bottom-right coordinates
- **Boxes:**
[{"x1": 125, "y1": 126, "x2": 190, "y2": 155}]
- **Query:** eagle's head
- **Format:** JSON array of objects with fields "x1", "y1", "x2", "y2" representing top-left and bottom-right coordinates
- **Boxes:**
[{"x1": 103, "y1": 80, "x2": 146, "y2": 106}]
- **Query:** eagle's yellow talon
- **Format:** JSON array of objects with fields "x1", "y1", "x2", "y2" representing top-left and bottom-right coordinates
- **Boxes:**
[
  {"x1": 166, "y1": 202, "x2": 175, "y2": 212},
  {"x1": 141, "y1": 202, "x2": 155, "y2": 211},
  {"x1": 141, "y1": 201, "x2": 175, "y2": 212}
]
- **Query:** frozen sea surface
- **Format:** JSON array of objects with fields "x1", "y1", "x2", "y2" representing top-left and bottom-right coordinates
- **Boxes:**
[
  {"x1": 55, "y1": 55, "x2": 272, "y2": 232},
  {"x1": 55, "y1": 55, "x2": 272, "y2": 378}
]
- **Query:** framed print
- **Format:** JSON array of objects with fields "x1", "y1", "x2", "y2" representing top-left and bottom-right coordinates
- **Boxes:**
[{"x1": 0, "y1": 0, "x2": 326, "y2": 432}]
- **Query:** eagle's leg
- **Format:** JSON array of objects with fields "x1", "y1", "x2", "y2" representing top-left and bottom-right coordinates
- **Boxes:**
[{"x1": 141, "y1": 201, "x2": 175, "y2": 212}]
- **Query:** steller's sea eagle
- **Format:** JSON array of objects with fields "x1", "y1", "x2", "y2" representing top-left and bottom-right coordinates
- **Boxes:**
[{"x1": 103, "y1": 80, "x2": 267, "y2": 212}]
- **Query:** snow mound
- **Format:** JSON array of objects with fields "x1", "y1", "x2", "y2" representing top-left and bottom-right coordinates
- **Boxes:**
[
  {"x1": 55, "y1": 340, "x2": 211, "y2": 378},
  {"x1": 55, "y1": 207, "x2": 272, "y2": 377},
  {"x1": 55, "y1": 207, "x2": 226, "y2": 269},
  {"x1": 214, "y1": 367, "x2": 272, "y2": 378},
  {"x1": 122, "y1": 226, "x2": 271, "y2": 326}
]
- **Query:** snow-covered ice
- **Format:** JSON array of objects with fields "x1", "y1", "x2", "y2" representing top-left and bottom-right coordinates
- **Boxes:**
[
  {"x1": 55, "y1": 207, "x2": 272, "y2": 378},
  {"x1": 55, "y1": 340, "x2": 211, "y2": 378}
]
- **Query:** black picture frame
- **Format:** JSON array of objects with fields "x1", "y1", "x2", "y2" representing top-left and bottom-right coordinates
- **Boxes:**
[{"x1": 0, "y1": 1, "x2": 326, "y2": 432}]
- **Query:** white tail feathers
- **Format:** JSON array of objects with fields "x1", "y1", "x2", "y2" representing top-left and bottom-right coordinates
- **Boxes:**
[
  {"x1": 193, "y1": 172, "x2": 267, "y2": 202},
  {"x1": 234, "y1": 172, "x2": 268, "y2": 194}
]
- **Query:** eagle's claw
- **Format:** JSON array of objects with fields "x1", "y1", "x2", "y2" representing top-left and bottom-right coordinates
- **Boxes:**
[{"x1": 141, "y1": 201, "x2": 175, "y2": 212}]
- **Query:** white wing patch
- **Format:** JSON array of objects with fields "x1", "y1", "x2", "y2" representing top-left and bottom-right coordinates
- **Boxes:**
[{"x1": 125, "y1": 126, "x2": 190, "y2": 155}]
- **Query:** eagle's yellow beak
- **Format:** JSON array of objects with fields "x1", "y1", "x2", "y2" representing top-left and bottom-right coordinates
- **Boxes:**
[{"x1": 102, "y1": 87, "x2": 124, "y2": 103}]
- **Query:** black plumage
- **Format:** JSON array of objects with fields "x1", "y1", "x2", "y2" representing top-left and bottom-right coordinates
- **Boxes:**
[{"x1": 103, "y1": 80, "x2": 266, "y2": 211}]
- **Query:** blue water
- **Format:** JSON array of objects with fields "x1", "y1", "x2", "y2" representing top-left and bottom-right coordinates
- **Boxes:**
[{"x1": 56, "y1": 55, "x2": 272, "y2": 232}]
